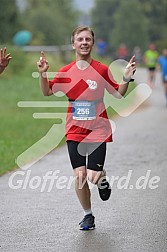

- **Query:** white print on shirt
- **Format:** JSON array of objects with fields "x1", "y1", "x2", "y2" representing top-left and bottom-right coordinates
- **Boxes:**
[{"x1": 86, "y1": 79, "x2": 97, "y2": 90}]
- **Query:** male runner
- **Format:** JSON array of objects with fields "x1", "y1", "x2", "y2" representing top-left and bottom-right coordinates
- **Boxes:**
[
  {"x1": 37, "y1": 26, "x2": 136, "y2": 230},
  {"x1": 144, "y1": 44, "x2": 159, "y2": 86}
]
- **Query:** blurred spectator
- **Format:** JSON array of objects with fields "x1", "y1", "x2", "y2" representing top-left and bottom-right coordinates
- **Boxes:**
[
  {"x1": 96, "y1": 38, "x2": 107, "y2": 57},
  {"x1": 158, "y1": 48, "x2": 167, "y2": 106},
  {"x1": 0, "y1": 47, "x2": 12, "y2": 74},
  {"x1": 117, "y1": 43, "x2": 129, "y2": 60},
  {"x1": 133, "y1": 46, "x2": 142, "y2": 65},
  {"x1": 143, "y1": 44, "x2": 159, "y2": 86}
]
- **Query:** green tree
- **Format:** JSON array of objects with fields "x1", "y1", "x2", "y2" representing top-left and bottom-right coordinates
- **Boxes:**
[
  {"x1": 91, "y1": 0, "x2": 167, "y2": 54},
  {"x1": 0, "y1": 0, "x2": 20, "y2": 43},
  {"x1": 91, "y1": 0, "x2": 120, "y2": 41},
  {"x1": 111, "y1": 0, "x2": 149, "y2": 53},
  {"x1": 139, "y1": 0, "x2": 167, "y2": 41},
  {"x1": 21, "y1": 0, "x2": 77, "y2": 45}
]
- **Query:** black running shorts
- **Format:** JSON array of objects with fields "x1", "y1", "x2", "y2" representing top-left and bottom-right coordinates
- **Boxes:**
[
  {"x1": 148, "y1": 67, "x2": 156, "y2": 71},
  {"x1": 67, "y1": 140, "x2": 106, "y2": 171}
]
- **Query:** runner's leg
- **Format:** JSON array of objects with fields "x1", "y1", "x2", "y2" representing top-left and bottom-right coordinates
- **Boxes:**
[
  {"x1": 86, "y1": 142, "x2": 106, "y2": 184},
  {"x1": 86, "y1": 142, "x2": 111, "y2": 201},
  {"x1": 164, "y1": 81, "x2": 167, "y2": 105},
  {"x1": 67, "y1": 141, "x2": 92, "y2": 211},
  {"x1": 74, "y1": 166, "x2": 91, "y2": 210}
]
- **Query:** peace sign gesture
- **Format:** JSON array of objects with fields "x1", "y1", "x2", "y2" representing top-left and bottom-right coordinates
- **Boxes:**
[{"x1": 37, "y1": 51, "x2": 49, "y2": 73}]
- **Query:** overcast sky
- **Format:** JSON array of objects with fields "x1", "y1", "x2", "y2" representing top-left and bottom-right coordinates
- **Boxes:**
[
  {"x1": 16, "y1": 0, "x2": 95, "y2": 13},
  {"x1": 73, "y1": 0, "x2": 94, "y2": 12}
]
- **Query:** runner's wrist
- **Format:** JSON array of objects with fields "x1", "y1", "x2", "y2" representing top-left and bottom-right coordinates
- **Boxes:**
[
  {"x1": 123, "y1": 75, "x2": 134, "y2": 83},
  {"x1": 39, "y1": 72, "x2": 48, "y2": 78}
]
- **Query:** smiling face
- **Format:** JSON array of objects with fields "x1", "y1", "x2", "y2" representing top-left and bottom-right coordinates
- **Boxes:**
[{"x1": 72, "y1": 30, "x2": 94, "y2": 60}]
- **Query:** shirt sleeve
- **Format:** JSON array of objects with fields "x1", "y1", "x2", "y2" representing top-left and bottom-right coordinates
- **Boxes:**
[
  {"x1": 49, "y1": 66, "x2": 71, "y2": 94},
  {"x1": 101, "y1": 64, "x2": 119, "y2": 94}
]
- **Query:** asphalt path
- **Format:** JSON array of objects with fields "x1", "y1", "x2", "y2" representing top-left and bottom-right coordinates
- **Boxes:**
[{"x1": 0, "y1": 68, "x2": 167, "y2": 252}]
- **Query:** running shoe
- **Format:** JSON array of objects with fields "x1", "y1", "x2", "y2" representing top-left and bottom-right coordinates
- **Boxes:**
[
  {"x1": 98, "y1": 172, "x2": 111, "y2": 201},
  {"x1": 79, "y1": 214, "x2": 95, "y2": 230}
]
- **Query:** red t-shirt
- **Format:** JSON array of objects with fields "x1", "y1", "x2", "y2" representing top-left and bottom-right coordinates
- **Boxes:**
[{"x1": 49, "y1": 59, "x2": 119, "y2": 142}]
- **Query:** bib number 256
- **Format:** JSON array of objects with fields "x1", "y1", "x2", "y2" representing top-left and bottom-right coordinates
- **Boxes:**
[{"x1": 77, "y1": 108, "x2": 90, "y2": 115}]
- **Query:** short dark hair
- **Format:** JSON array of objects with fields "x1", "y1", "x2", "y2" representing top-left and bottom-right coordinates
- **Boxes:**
[{"x1": 71, "y1": 26, "x2": 95, "y2": 44}]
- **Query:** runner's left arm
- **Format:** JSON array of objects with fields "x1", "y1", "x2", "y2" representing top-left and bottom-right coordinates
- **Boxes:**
[{"x1": 118, "y1": 55, "x2": 136, "y2": 96}]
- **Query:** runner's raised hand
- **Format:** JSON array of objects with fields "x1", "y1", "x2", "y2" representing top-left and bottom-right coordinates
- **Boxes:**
[
  {"x1": 37, "y1": 51, "x2": 49, "y2": 73},
  {"x1": 0, "y1": 47, "x2": 12, "y2": 73},
  {"x1": 124, "y1": 55, "x2": 136, "y2": 80}
]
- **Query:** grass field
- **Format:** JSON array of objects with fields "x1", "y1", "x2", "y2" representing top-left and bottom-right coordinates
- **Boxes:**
[{"x1": 0, "y1": 48, "x2": 136, "y2": 176}]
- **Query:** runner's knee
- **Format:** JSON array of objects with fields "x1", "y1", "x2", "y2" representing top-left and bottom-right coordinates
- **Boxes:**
[
  {"x1": 87, "y1": 170, "x2": 102, "y2": 184},
  {"x1": 74, "y1": 167, "x2": 87, "y2": 184}
]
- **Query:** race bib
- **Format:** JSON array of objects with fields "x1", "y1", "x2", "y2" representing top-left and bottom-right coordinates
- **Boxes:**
[{"x1": 72, "y1": 101, "x2": 96, "y2": 120}]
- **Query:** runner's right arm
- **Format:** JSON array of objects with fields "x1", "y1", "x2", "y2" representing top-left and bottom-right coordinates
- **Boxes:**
[{"x1": 37, "y1": 51, "x2": 53, "y2": 96}]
